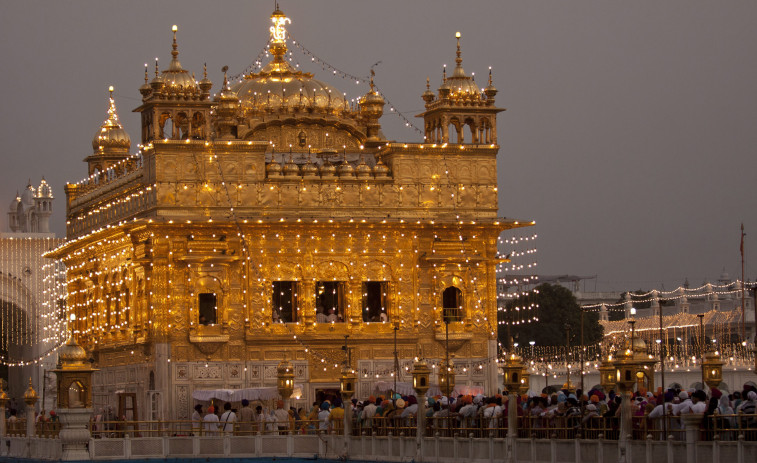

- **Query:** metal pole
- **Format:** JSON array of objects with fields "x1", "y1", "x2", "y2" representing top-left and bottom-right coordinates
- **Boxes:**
[
  {"x1": 659, "y1": 306, "x2": 667, "y2": 439},
  {"x1": 393, "y1": 324, "x2": 399, "y2": 397},
  {"x1": 741, "y1": 224, "x2": 746, "y2": 340},
  {"x1": 580, "y1": 310, "x2": 585, "y2": 394},
  {"x1": 445, "y1": 319, "x2": 450, "y2": 395},
  {"x1": 698, "y1": 314, "x2": 705, "y2": 387},
  {"x1": 565, "y1": 324, "x2": 571, "y2": 391}
]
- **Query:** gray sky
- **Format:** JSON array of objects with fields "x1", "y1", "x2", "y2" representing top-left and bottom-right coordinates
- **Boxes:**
[{"x1": 1, "y1": 1, "x2": 755, "y2": 291}]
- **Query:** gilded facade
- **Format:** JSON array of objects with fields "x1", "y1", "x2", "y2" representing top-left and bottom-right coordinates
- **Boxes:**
[{"x1": 49, "y1": 8, "x2": 531, "y2": 419}]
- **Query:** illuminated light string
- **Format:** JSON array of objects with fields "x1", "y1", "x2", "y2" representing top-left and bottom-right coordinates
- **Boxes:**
[
  {"x1": 287, "y1": 35, "x2": 425, "y2": 136},
  {"x1": 227, "y1": 39, "x2": 273, "y2": 83},
  {"x1": 581, "y1": 286, "x2": 756, "y2": 311},
  {"x1": 0, "y1": 236, "x2": 68, "y2": 366}
]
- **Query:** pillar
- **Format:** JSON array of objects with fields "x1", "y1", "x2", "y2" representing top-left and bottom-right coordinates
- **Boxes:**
[
  {"x1": 682, "y1": 413, "x2": 703, "y2": 463},
  {"x1": 505, "y1": 392, "x2": 517, "y2": 463},
  {"x1": 57, "y1": 408, "x2": 93, "y2": 461},
  {"x1": 617, "y1": 390, "x2": 633, "y2": 463}
]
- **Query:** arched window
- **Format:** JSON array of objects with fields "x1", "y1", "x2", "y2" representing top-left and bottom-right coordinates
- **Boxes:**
[
  {"x1": 68, "y1": 380, "x2": 87, "y2": 408},
  {"x1": 442, "y1": 286, "x2": 462, "y2": 322},
  {"x1": 198, "y1": 293, "x2": 217, "y2": 325}
]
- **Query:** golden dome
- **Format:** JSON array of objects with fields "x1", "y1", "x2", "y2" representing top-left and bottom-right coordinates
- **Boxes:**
[
  {"x1": 319, "y1": 161, "x2": 336, "y2": 177},
  {"x1": 373, "y1": 160, "x2": 390, "y2": 177},
  {"x1": 232, "y1": 65, "x2": 349, "y2": 114},
  {"x1": 231, "y1": 8, "x2": 350, "y2": 117},
  {"x1": 338, "y1": 161, "x2": 355, "y2": 177},
  {"x1": 23, "y1": 378, "x2": 37, "y2": 402},
  {"x1": 283, "y1": 156, "x2": 300, "y2": 176},
  {"x1": 58, "y1": 335, "x2": 89, "y2": 367},
  {"x1": 432, "y1": 33, "x2": 482, "y2": 103},
  {"x1": 160, "y1": 26, "x2": 199, "y2": 94},
  {"x1": 301, "y1": 158, "x2": 318, "y2": 177},
  {"x1": 446, "y1": 33, "x2": 482, "y2": 100},
  {"x1": 631, "y1": 336, "x2": 647, "y2": 353},
  {"x1": 92, "y1": 87, "x2": 131, "y2": 153},
  {"x1": 355, "y1": 158, "x2": 372, "y2": 178},
  {"x1": 266, "y1": 157, "x2": 282, "y2": 176}
]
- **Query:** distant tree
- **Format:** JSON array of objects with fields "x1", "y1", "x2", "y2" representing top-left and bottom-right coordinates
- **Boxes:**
[{"x1": 499, "y1": 283, "x2": 603, "y2": 347}]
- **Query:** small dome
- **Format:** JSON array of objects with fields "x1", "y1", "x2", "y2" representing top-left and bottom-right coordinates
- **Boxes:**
[
  {"x1": 21, "y1": 183, "x2": 35, "y2": 206},
  {"x1": 319, "y1": 161, "x2": 336, "y2": 177},
  {"x1": 283, "y1": 157, "x2": 300, "y2": 176},
  {"x1": 631, "y1": 336, "x2": 647, "y2": 353},
  {"x1": 356, "y1": 160, "x2": 372, "y2": 178},
  {"x1": 301, "y1": 157, "x2": 318, "y2": 177},
  {"x1": 266, "y1": 158, "x2": 282, "y2": 176},
  {"x1": 9, "y1": 194, "x2": 21, "y2": 213},
  {"x1": 373, "y1": 160, "x2": 390, "y2": 177},
  {"x1": 92, "y1": 88, "x2": 131, "y2": 152},
  {"x1": 23, "y1": 378, "x2": 37, "y2": 402},
  {"x1": 160, "y1": 26, "x2": 199, "y2": 94},
  {"x1": 58, "y1": 336, "x2": 88, "y2": 367},
  {"x1": 37, "y1": 178, "x2": 53, "y2": 198},
  {"x1": 338, "y1": 161, "x2": 355, "y2": 177}
]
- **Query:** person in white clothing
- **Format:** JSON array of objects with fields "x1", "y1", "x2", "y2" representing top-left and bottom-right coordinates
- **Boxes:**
[
  {"x1": 219, "y1": 402, "x2": 237, "y2": 433},
  {"x1": 203, "y1": 406, "x2": 220, "y2": 435}
]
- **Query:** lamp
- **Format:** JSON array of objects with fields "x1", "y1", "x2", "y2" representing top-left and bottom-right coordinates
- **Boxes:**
[
  {"x1": 701, "y1": 350, "x2": 724, "y2": 389},
  {"x1": 277, "y1": 359, "x2": 295, "y2": 401},
  {"x1": 339, "y1": 366, "x2": 356, "y2": 400},
  {"x1": 438, "y1": 358, "x2": 455, "y2": 397},
  {"x1": 502, "y1": 352, "x2": 526, "y2": 394},
  {"x1": 411, "y1": 358, "x2": 431, "y2": 397},
  {"x1": 598, "y1": 355, "x2": 615, "y2": 392}
]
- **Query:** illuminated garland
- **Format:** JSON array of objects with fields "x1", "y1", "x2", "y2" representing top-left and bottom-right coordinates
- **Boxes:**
[
  {"x1": 288, "y1": 35, "x2": 425, "y2": 136},
  {"x1": 582, "y1": 285, "x2": 756, "y2": 311}
]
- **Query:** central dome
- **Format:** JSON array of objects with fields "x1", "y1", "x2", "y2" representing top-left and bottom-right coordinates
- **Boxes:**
[{"x1": 232, "y1": 60, "x2": 349, "y2": 113}]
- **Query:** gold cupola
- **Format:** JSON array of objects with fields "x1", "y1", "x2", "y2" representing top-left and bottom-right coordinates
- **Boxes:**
[
  {"x1": 92, "y1": 87, "x2": 131, "y2": 153},
  {"x1": 57, "y1": 335, "x2": 89, "y2": 369},
  {"x1": 160, "y1": 25, "x2": 199, "y2": 95},
  {"x1": 446, "y1": 32, "x2": 482, "y2": 101},
  {"x1": 417, "y1": 32, "x2": 503, "y2": 144},
  {"x1": 358, "y1": 70, "x2": 386, "y2": 143},
  {"x1": 87, "y1": 86, "x2": 131, "y2": 176}
]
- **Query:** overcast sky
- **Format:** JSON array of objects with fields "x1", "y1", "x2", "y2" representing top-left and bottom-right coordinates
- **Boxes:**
[{"x1": 1, "y1": 0, "x2": 755, "y2": 291}]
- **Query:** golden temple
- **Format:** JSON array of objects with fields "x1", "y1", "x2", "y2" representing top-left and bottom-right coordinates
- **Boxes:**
[{"x1": 48, "y1": 7, "x2": 532, "y2": 419}]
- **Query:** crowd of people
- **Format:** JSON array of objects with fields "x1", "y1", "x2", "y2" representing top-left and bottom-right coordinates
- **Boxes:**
[{"x1": 185, "y1": 383, "x2": 757, "y2": 440}]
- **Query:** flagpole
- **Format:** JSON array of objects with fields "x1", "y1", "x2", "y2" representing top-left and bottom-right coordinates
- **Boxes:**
[{"x1": 741, "y1": 223, "x2": 746, "y2": 341}]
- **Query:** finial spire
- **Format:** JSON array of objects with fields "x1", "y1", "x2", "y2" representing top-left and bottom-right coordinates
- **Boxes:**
[
  {"x1": 442, "y1": 65, "x2": 447, "y2": 83},
  {"x1": 426, "y1": 77, "x2": 430, "y2": 91},
  {"x1": 203, "y1": 63, "x2": 208, "y2": 79},
  {"x1": 488, "y1": 67, "x2": 492, "y2": 86},
  {"x1": 370, "y1": 69, "x2": 376, "y2": 92},
  {"x1": 222, "y1": 65, "x2": 229, "y2": 90},
  {"x1": 154, "y1": 58, "x2": 160, "y2": 77},
  {"x1": 144, "y1": 64, "x2": 149, "y2": 84},
  {"x1": 455, "y1": 31, "x2": 462, "y2": 66},
  {"x1": 171, "y1": 25, "x2": 179, "y2": 59}
]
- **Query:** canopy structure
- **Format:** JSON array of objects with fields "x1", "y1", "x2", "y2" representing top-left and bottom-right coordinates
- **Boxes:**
[
  {"x1": 374, "y1": 381, "x2": 484, "y2": 398},
  {"x1": 192, "y1": 386, "x2": 303, "y2": 403}
]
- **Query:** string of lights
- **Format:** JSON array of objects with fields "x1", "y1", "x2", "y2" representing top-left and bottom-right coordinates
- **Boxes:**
[
  {"x1": 581, "y1": 285, "x2": 756, "y2": 310},
  {"x1": 287, "y1": 35, "x2": 425, "y2": 136}
]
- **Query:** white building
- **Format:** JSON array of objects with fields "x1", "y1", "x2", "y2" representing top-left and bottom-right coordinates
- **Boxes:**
[{"x1": 1, "y1": 178, "x2": 65, "y2": 412}]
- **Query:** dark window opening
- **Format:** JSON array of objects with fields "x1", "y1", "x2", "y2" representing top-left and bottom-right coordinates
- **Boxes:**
[
  {"x1": 316, "y1": 281, "x2": 345, "y2": 323},
  {"x1": 362, "y1": 281, "x2": 388, "y2": 323},
  {"x1": 272, "y1": 281, "x2": 298, "y2": 323},
  {"x1": 442, "y1": 286, "x2": 462, "y2": 322},
  {"x1": 198, "y1": 293, "x2": 217, "y2": 325}
]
